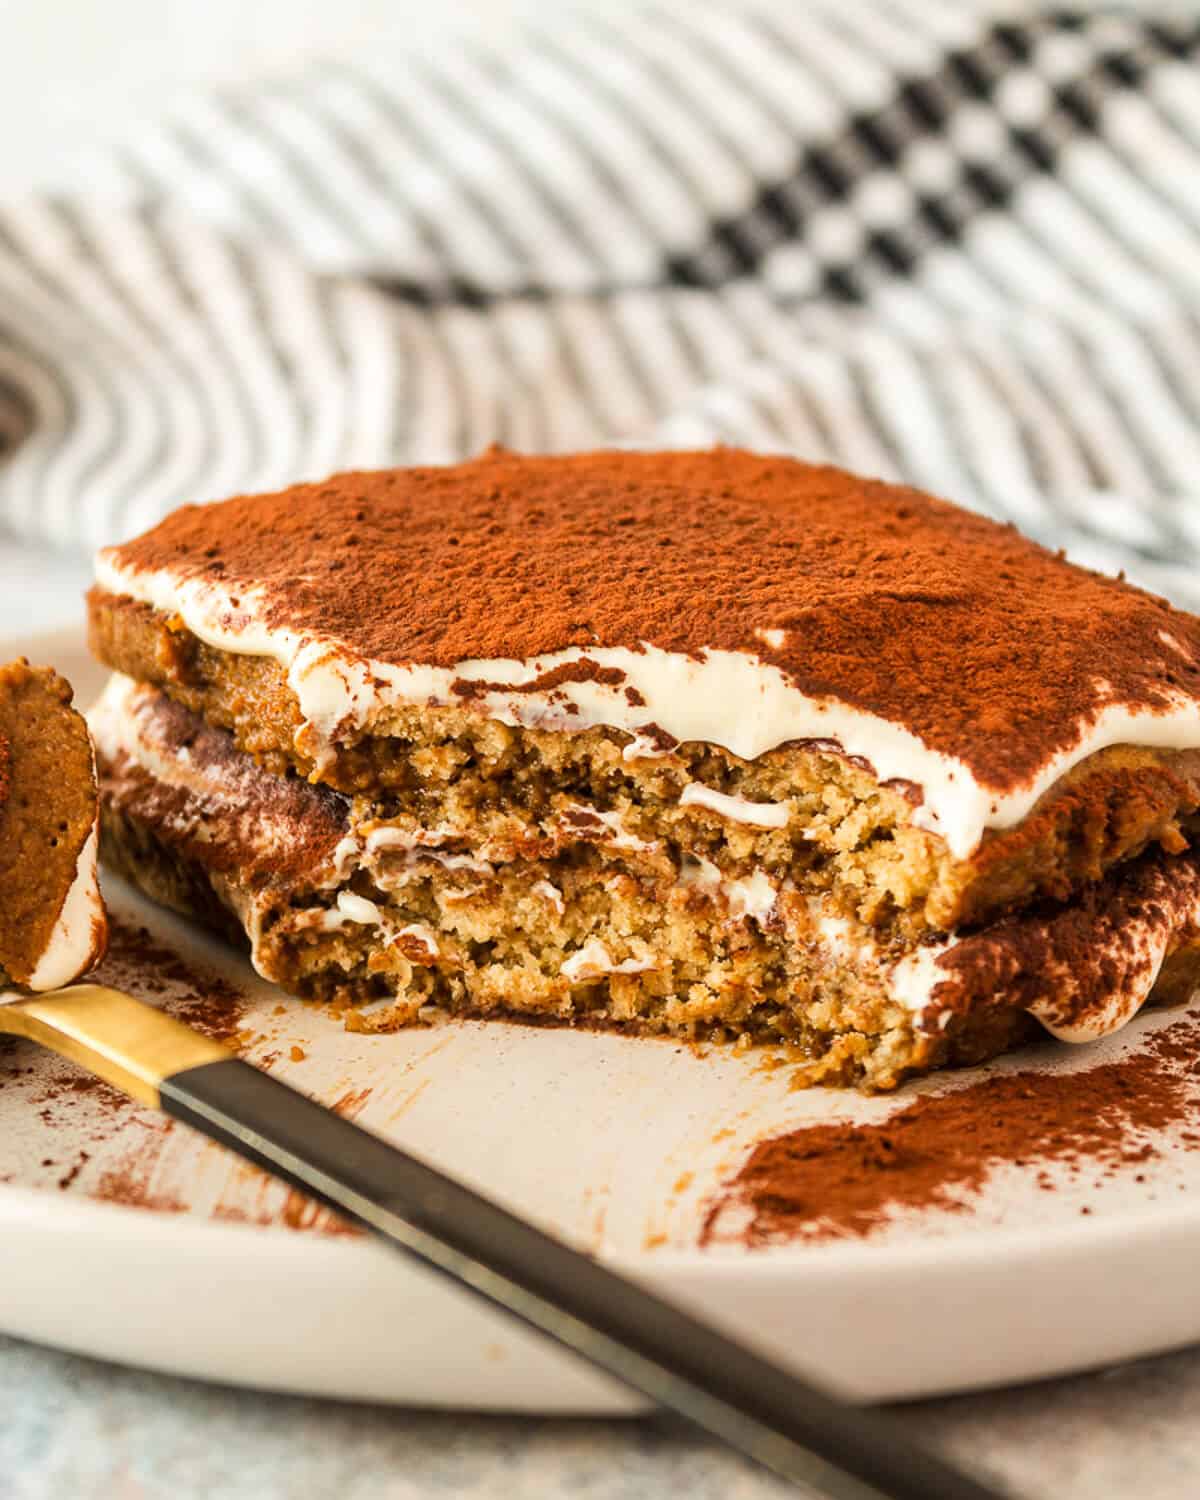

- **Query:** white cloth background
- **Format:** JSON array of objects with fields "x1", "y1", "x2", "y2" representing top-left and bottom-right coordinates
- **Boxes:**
[{"x1": 1, "y1": 0, "x2": 1198, "y2": 627}]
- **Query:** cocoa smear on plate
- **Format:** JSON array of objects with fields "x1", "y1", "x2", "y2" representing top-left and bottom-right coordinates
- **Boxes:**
[
  {"x1": 21, "y1": 919, "x2": 355, "y2": 1232},
  {"x1": 20, "y1": 918, "x2": 1200, "y2": 1242},
  {"x1": 17, "y1": 917, "x2": 249, "y2": 1207},
  {"x1": 701, "y1": 1009, "x2": 1200, "y2": 1248},
  {"x1": 95, "y1": 916, "x2": 247, "y2": 1044}
]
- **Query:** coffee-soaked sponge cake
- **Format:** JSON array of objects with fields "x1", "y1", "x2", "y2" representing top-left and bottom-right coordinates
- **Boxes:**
[
  {"x1": 85, "y1": 449, "x2": 1200, "y2": 1087},
  {"x1": 0, "y1": 661, "x2": 106, "y2": 991}
]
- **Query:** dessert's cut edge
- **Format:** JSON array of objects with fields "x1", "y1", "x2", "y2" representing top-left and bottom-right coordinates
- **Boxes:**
[{"x1": 91, "y1": 674, "x2": 1200, "y2": 1091}]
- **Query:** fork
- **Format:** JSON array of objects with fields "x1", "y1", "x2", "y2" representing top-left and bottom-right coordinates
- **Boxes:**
[{"x1": 0, "y1": 980, "x2": 1006, "y2": 1500}]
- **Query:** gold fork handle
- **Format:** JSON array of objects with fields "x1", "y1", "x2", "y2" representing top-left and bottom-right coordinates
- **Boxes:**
[{"x1": 0, "y1": 983, "x2": 229, "y2": 1106}]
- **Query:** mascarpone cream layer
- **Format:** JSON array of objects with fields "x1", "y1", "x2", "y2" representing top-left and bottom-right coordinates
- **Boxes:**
[{"x1": 96, "y1": 557, "x2": 1200, "y2": 859}]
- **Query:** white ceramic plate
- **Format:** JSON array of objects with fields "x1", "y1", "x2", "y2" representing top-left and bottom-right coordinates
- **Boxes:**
[{"x1": 4, "y1": 625, "x2": 1200, "y2": 1410}]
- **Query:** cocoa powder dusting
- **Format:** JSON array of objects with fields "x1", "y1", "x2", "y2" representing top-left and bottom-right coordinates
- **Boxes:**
[
  {"x1": 94, "y1": 917, "x2": 246, "y2": 1043},
  {"x1": 912, "y1": 849, "x2": 1200, "y2": 1036},
  {"x1": 97, "y1": 446, "x2": 1200, "y2": 792},
  {"x1": 702, "y1": 1012, "x2": 1200, "y2": 1247},
  {"x1": 103, "y1": 688, "x2": 349, "y2": 885},
  {"x1": 12, "y1": 917, "x2": 250, "y2": 1211},
  {"x1": 94, "y1": 1152, "x2": 188, "y2": 1216}
]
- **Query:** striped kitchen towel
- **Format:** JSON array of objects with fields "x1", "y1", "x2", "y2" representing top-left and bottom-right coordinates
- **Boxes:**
[{"x1": 0, "y1": 0, "x2": 1198, "y2": 606}]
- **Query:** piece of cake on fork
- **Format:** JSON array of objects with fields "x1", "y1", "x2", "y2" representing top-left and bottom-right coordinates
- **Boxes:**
[
  {"x1": 0, "y1": 660, "x2": 106, "y2": 991},
  {"x1": 86, "y1": 448, "x2": 1200, "y2": 1088}
]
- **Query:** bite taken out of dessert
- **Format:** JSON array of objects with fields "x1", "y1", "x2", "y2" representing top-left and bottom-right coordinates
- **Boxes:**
[
  {"x1": 0, "y1": 659, "x2": 107, "y2": 992},
  {"x1": 84, "y1": 446, "x2": 1200, "y2": 1090}
]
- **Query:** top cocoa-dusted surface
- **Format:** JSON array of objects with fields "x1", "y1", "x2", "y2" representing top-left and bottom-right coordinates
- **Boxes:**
[{"x1": 96, "y1": 447, "x2": 1200, "y2": 793}]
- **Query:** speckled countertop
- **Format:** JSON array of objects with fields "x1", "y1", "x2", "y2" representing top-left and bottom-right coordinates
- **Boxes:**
[{"x1": 6, "y1": 1330, "x2": 1200, "y2": 1500}]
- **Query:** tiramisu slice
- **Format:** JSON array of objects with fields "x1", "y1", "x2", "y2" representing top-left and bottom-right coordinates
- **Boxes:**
[
  {"x1": 86, "y1": 449, "x2": 1200, "y2": 1087},
  {"x1": 0, "y1": 661, "x2": 106, "y2": 990}
]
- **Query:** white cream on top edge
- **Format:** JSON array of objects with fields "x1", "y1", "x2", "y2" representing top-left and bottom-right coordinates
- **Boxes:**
[{"x1": 95, "y1": 555, "x2": 1200, "y2": 861}]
